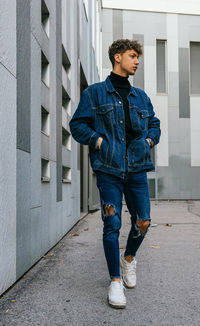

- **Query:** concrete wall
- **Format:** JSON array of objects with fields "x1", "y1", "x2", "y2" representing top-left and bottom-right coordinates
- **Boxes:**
[
  {"x1": 0, "y1": 0, "x2": 101, "y2": 296},
  {"x1": 102, "y1": 0, "x2": 200, "y2": 15},
  {"x1": 102, "y1": 8, "x2": 200, "y2": 199},
  {"x1": 0, "y1": 0, "x2": 17, "y2": 297}
]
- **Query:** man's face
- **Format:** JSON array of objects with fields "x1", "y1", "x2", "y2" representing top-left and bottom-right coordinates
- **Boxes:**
[{"x1": 114, "y1": 49, "x2": 139, "y2": 76}]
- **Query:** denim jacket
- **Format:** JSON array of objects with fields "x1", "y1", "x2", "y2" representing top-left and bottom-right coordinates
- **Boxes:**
[{"x1": 69, "y1": 76, "x2": 161, "y2": 178}]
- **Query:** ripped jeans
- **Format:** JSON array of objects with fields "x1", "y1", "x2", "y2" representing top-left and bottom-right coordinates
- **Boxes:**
[{"x1": 96, "y1": 170, "x2": 151, "y2": 280}]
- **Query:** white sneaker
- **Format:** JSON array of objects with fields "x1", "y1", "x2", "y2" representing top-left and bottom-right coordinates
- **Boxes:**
[
  {"x1": 120, "y1": 253, "x2": 137, "y2": 288},
  {"x1": 107, "y1": 279, "x2": 126, "y2": 309}
]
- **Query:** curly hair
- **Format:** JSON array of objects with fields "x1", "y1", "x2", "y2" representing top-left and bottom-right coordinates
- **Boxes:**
[{"x1": 108, "y1": 39, "x2": 143, "y2": 67}]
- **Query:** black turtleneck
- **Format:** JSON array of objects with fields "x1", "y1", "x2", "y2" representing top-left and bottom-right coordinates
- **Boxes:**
[{"x1": 109, "y1": 71, "x2": 135, "y2": 152}]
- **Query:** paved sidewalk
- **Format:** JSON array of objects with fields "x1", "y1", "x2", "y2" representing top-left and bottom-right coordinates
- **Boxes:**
[{"x1": 0, "y1": 201, "x2": 200, "y2": 326}]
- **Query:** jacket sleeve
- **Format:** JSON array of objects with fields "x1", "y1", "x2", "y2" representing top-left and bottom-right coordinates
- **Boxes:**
[
  {"x1": 146, "y1": 96, "x2": 161, "y2": 146},
  {"x1": 69, "y1": 89, "x2": 100, "y2": 148}
]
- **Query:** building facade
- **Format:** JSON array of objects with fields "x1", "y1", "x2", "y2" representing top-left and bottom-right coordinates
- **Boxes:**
[
  {"x1": 1, "y1": 0, "x2": 200, "y2": 298},
  {"x1": 102, "y1": 0, "x2": 200, "y2": 199},
  {"x1": 0, "y1": 0, "x2": 101, "y2": 296}
]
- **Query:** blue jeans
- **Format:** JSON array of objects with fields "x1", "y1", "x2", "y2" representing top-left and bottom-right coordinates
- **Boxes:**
[{"x1": 96, "y1": 169, "x2": 151, "y2": 280}]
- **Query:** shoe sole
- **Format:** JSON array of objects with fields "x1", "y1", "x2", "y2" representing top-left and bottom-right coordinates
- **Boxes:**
[
  {"x1": 122, "y1": 280, "x2": 135, "y2": 289},
  {"x1": 107, "y1": 297, "x2": 126, "y2": 309}
]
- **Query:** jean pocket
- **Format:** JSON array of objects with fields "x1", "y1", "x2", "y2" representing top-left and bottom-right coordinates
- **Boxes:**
[{"x1": 130, "y1": 138, "x2": 145, "y2": 165}]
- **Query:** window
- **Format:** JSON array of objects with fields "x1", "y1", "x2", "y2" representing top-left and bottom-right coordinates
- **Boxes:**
[
  {"x1": 156, "y1": 40, "x2": 167, "y2": 93},
  {"x1": 41, "y1": 159, "x2": 50, "y2": 182},
  {"x1": 41, "y1": 0, "x2": 50, "y2": 37},
  {"x1": 41, "y1": 106, "x2": 50, "y2": 135},
  {"x1": 41, "y1": 52, "x2": 50, "y2": 87},
  {"x1": 62, "y1": 128, "x2": 71, "y2": 150},
  {"x1": 62, "y1": 86, "x2": 71, "y2": 115},
  {"x1": 62, "y1": 45, "x2": 71, "y2": 76},
  {"x1": 62, "y1": 167, "x2": 71, "y2": 183},
  {"x1": 190, "y1": 42, "x2": 200, "y2": 94}
]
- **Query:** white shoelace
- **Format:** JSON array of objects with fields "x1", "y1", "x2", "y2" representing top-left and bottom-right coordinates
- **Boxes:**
[
  {"x1": 110, "y1": 280, "x2": 125, "y2": 292},
  {"x1": 123, "y1": 260, "x2": 136, "y2": 276}
]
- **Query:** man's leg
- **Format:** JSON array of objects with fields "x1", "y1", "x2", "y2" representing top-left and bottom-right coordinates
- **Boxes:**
[
  {"x1": 119, "y1": 171, "x2": 151, "y2": 288},
  {"x1": 124, "y1": 209, "x2": 145, "y2": 259},
  {"x1": 96, "y1": 172, "x2": 126, "y2": 309},
  {"x1": 96, "y1": 172, "x2": 124, "y2": 280},
  {"x1": 124, "y1": 171, "x2": 151, "y2": 258}
]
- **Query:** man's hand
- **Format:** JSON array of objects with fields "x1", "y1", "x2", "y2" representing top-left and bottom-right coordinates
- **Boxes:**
[
  {"x1": 97, "y1": 137, "x2": 103, "y2": 150},
  {"x1": 146, "y1": 138, "x2": 153, "y2": 148}
]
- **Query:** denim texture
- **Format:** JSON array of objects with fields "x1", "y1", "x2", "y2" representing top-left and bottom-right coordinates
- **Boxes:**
[
  {"x1": 69, "y1": 76, "x2": 161, "y2": 178},
  {"x1": 96, "y1": 169, "x2": 151, "y2": 279}
]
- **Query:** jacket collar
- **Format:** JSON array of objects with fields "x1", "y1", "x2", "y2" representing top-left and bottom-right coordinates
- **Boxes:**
[{"x1": 105, "y1": 75, "x2": 138, "y2": 97}]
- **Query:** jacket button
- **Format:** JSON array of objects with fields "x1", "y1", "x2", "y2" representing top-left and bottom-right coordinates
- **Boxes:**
[
  {"x1": 119, "y1": 101, "x2": 122, "y2": 104},
  {"x1": 122, "y1": 138, "x2": 124, "y2": 141},
  {"x1": 120, "y1": 120, "x2": 123, "y2": 124}
]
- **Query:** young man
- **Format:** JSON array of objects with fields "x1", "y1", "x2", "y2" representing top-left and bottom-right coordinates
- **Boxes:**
[{"x1": 70, "y1": 39, "x2": 161, "y2": 309}]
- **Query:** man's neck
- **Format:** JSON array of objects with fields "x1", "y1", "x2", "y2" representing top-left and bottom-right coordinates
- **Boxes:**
[{"x1": 112, "y1": 68, "x2": 129, "y2": 78}]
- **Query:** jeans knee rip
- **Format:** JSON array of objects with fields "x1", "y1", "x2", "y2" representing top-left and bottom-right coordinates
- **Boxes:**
[
  {"x1": 102, "y1": 202, "x2": 116, "y2": 217},
  {"x1": 132, "y1": 219, "x2": 150, "y2": 238},
  {"x1": 101, "y1": 202, "x2": 121, "y2": 232},
  {"x1": 137, "y1": 218, "x2": 150, "y2": 234}
]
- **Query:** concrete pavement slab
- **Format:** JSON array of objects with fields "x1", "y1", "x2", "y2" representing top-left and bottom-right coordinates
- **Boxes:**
[{"x1": 0, "y1": 201, "x2": 200, "y2": 326}]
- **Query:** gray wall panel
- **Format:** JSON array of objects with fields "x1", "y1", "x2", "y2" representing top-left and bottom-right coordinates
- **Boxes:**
[
  {"x1": 16, "y1": 150, "x2": 31, "y2": 279},
  {"x1": 133, "y1": 34, "x2": 144, "y2": 90},
  {"x1": 49, "y1": 23, "x2": 57, "y2": 163},
  {"x1": 168, "y1": 72, "x2": 179, "y2": 108},
  {"x1": 157, "y1": 164, "x2": 200, "y2": 200},
  {"x1": 0, "y1": 64, "x2": 17, "y2": 295},
  {"x1": 156, "y1": 40, "x2": 166, "y2": 93},
  {"x1": 30, "y1": 207, "x2": 44, "y2": 266},
  {"x1": 30, "y1": 33, "x2": 42, "y2": 209},
  {"x1": 179, "y1": 48, "x2": 190, "y2": 118},
  {"x1": 102, "y1": 32, "x2": 113, "y2": 69},
  {"x1": 16, "y1": 0, "x2": 31, "y2": 281},
  {"x1": 56, "y1": 0, "x2": 62, "y2": 202},
  {"x1": 0, "y1": 0, "x2": 16, "y2": 76},
  {"x1": 113, "y1": 9, "x2": 123, "y2": 40},
  {"x1": 190, "y1": 42, "x2": 200, "y2": 94},
  {"x1": 77, "y1": 1, "x2": 80, "y2": 58},
  {"x1": 16, "y1": 0, "x2": 31, "y2": 152},
  {"x1": 102, "y1": 9, "x2": 112, "y2": 34}
]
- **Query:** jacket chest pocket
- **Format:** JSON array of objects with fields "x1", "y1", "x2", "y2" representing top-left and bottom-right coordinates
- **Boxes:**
[
  {"x1": 136, "y1": 109, "x2": 150, "y2": 130},
  {"x1": 96, "y1": 106, "x2": 116, "y2": 129}
]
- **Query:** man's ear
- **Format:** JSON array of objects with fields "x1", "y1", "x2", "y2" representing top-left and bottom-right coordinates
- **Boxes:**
[{"x1": 114, "y1": 53, "x2": 121, "y2": 64}]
